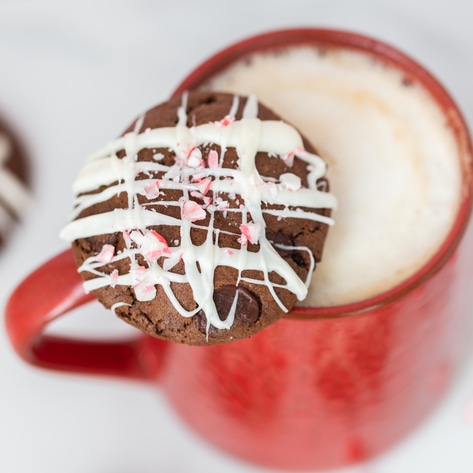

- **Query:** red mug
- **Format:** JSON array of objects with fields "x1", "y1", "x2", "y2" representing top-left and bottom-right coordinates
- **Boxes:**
[{"x1": 5, "y1": 29, "x2": 473, "y2": 471}]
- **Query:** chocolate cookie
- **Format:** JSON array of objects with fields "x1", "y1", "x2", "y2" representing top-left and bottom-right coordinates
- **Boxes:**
[
  {"x1": 61, "y1": 91, "x2": 336, "y2": 345},
  {"x1": 0, "y1": 116, "x2": 30, "y2": 250}
]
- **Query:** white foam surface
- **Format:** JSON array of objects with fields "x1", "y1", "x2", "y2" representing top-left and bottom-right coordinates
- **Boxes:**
[{"x1": 208, "y1": 47, "x2": 461, "y2": 306}]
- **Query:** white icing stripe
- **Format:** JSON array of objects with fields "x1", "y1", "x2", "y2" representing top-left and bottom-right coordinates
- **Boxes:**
[
  {"x1": 86, "y1": 120, "x2": 310, "y2": 164},
  {"x1": 67, "y1": 173, "x2": 333, "y2": 237},
  {"x1": 0, "y1": 133, "x2": 30, "y2": 225},
  {"x1": 62, "y1": 207, "x2": 180, "y2": 241},
  {"x1": 73, "y1": 155, "x2": 333, "y2": 206},
  {"x1": 177, "y1": 91, "x2": 189, "y2": 126},
  {"x1": 228, "y1": 95, "x2": 239, "y2": 118},
  {"x1": 61, "y1": 95, "x2": 336, "y2": 329},
  {"x1": 242, "y1": 94, "x2": 258, "y2": 118}
]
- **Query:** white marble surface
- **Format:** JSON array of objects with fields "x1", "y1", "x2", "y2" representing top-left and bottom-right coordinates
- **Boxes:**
[{"x1": 1, "y1": 1, "x2": 473, "y2": 472}]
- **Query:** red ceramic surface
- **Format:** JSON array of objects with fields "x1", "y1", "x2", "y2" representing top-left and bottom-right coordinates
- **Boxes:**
[{"x1": 5, "y1": 29, "x2": 473, "y2": 471}]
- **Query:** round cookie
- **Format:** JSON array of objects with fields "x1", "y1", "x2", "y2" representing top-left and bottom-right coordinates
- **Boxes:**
[
  {"x1": 0, "y1": 116, "x2": 30, "y2": 249},
  {"x1": 61, "y1": 91, "x2": 336, "y2": 345}
]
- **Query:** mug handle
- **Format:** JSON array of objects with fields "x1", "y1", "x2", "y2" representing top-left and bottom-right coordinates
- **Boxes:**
[{"x1": 5, "y1": 249, "x2": 167, "y2": 380}]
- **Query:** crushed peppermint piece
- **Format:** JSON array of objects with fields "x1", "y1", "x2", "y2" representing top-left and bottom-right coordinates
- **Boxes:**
[
  {"x1": 163, "y1": 249, "x2": 183, "y2": 271},
  {"x1": 207, "y1": 149, "x2": 219, "y2": 168},
  {"x1": 192, "y1": 171, "x2": 207, "y2": 181},
  {"x1": 131, "y1": 265, "x2": 146, "y2": 281},
  {"x1": 280, "y1": 173, "x2": 302, "y2": 191},
  {"x1": 122, "y1": 230, "x2": 132, "y2": 248},
  {"x1": 195, "y1": 178, "x2": 212, "y2": 195},
  {"x1": 110, "y1": 269, "x2": 119, "y2": 287},
  {"x1": 97, "y1": 244, "x2": 115, "y2": 263},
  {"x1": 129, "y1": 229, "x2": 145, "y2": 246},
  {"x1": 214, "y1": 197, "x2": 229, "y2": 210},
  {"x1": 142, "y1": 230, "x2": 171, "y2": 261},
  {"x1": 134, "y1": 280, "x2": 156, "y2": 301},
  {"x1": 182, "y1": 200, "x2": 206, "y2": 221},
  {"x1": 187, "y1": 147, "x2": 203, "y2": 168},
  {"x1": 144, "y1": 181, "x2": 160, "y2": 199},
  {"x1": 128, "y1": 229, "x2": 171, "y2": 262},
  {"x1": 282, "y1": 150, "x2": 295, "y2": 167},
  {"x1": 239, "y1": 222, "x2": 264, "y2": 245},
  {"x1": 190, "y1": 190, "x2": 204, "y2": 200},
  {"x1": 216, "y1": 115, "x2": 234, "y2": 127},
  {"x1": 164, "y1": 164, "x2": 180, "y2": 181},
  {"x1": 131, "y1": 263, "x2": 157, "y2": 301}
]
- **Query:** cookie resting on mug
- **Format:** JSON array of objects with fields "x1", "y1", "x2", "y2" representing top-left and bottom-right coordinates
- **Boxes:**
[{"x1": 60, "y1": 91, "x2": 336, "y2": 345}]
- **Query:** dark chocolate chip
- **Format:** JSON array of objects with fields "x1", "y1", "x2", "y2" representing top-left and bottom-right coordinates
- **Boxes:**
[
  {"x1": 291, "y1": 251, "x2": 307, "y2": 268},
  {"x1": 194, "y1": 284, "x2": 261, "y2": 335},
  {"x1": 267, "y1": 230, "x2": 308, "y2": 269},
  {"x1": 194, "y1": 312, "x2": 218, "y2": 337},
  {"x1": 94, "y1": 235, "x2": 119, "y2": 253},
  {"x1": 317, "y1": 178, "x2": 329, "y2": 192},
  {"x1": 215, "y1": 285, "x2": 261, "y2": 323},
  {"x1": 267, "y1": 231, "x2": 293, "y2": 258}
]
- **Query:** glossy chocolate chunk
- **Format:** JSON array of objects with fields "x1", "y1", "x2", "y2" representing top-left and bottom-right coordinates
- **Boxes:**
[
  {"x1": 195, "y1": 284, "x2": 261, "y2": 337},
  {"x1": 267, "y1": 231, "x2": 293, "y2": 258}
]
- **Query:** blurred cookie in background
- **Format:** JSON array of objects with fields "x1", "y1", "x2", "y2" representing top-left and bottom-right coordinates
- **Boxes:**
[{"x1": 0, "y1": 115, "x2": 31, "y2": 251}]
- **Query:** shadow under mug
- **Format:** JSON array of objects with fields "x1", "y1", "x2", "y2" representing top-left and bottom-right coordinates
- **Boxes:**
[{"x1": 5, "y1": 29, "x2": 473, "y2": 471}]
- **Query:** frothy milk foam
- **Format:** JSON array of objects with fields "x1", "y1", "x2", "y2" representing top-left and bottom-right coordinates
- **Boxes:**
[{"x1": 205, "y1": 46, "x2": 461, "y2": 307}]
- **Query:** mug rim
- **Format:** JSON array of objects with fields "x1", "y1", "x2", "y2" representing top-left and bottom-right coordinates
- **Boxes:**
[{"x1": 173, "y1": 27, "x2": 473, "y2": 319}]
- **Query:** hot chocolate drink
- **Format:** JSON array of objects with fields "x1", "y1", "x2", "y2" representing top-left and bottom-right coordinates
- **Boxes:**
[{"x1": 205, "y1": 46, "x2": 462, "y2": 306}]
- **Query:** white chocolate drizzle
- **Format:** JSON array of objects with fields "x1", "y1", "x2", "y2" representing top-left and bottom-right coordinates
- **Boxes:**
[
  {"x1": 60, "y1": 94, "x2": 336, "y2": 330},
  {"x1": 0, "y1": 133, "x2": 30, "y2": 236}
]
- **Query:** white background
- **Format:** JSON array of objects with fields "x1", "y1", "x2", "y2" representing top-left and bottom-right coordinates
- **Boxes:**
[{"x1": 1, "y1": 1, "x2": 473, "y2": 472}]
